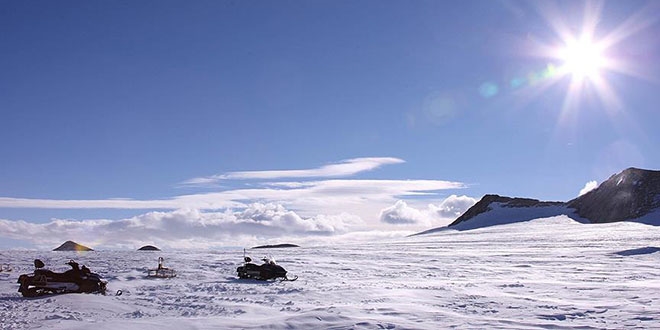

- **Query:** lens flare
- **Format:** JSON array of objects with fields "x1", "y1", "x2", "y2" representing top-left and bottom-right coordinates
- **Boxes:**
[{"x1": 478, "y1": 82, "x2": 499, "y2": 98}]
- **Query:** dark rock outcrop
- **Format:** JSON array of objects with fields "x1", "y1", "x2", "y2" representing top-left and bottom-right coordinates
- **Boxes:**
[
  {"x1": 138, "y1": 245, "x2": 161, "y2": 251},
  {"x1": 413, "y1": 194, "x2": 568, "y2": 235},
  {"x1": 414, "y1": 167, "x2": 660, "y2": 235},
  {"x1": 252, "y1": 244, "x2": 300, "y2": 249},
  {"x1": 53, "y1": 240, "x2": 93, "y2": 251},
  {"x1": 448, "y1": 194, "x2": 564, "y2": 227},
  {"x1": 567, "y1": 167, "x2": 660, "y2": 223}
]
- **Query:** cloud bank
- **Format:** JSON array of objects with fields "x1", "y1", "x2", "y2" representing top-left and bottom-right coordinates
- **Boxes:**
[
  {"x1": 0, "y1": 157, "x2": 473, "y2": 249},
  {"x1": 0, "y1": 203, "x2": 365, "y2": 250},
  {"x1": 0, "y1": 195, "x2": 477, "y2": 250}
]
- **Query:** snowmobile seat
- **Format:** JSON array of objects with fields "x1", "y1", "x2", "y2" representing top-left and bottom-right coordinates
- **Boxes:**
[{"x1": 30, "y1": 260, "x2": 84, "y2": 284}]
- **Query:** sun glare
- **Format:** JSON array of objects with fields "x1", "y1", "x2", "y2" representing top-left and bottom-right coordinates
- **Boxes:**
[{"x1": 559, "y1": 36, "x2": 605, "y2": 81}]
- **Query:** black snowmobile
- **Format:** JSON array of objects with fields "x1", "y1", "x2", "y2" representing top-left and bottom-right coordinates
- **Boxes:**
[
  {"x1": 237, "y1": 252, "x2": 297, "y2": 281},
  {"x1": 17, "y1": 259, "x2": 107, "y2": 297}
]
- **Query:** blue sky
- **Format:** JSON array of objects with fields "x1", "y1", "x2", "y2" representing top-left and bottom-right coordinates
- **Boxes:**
[{"x1": 1, "y1": 0, "x2": 659, "y2": 249}]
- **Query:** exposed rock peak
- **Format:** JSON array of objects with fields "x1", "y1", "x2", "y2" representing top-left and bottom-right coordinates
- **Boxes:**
[
  {"x1": 138, "y1": 245, "x2": 161, "y2": 251},
  {"x1": 53, "y1": 240, "x2": 93, "y2": 251},
  {"x1": 449, "y1": 194, "x2": 563, "y2": 227},
  {"x1": 568, "y1": 167, "x2": 660, "y2": 223}
]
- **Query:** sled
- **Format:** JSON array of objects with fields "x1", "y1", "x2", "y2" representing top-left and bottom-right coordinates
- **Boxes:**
[{"x1": 147, "y1": 257, "x2": 177, "y2": 278}]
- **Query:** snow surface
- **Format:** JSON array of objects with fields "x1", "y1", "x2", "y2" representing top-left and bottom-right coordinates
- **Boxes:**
[
  {"x1": 1, "y1": 215, "x2": 659, "y2": 329},
  {"x1": 631, "y1": 207, "x2": 660, "y2": 226}
]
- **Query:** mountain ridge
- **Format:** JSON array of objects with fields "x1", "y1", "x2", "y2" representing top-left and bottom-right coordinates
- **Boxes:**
[
  {"x1": 415, "y1": 167, "x2": 660, "y2": 235},
  {"x1": 567, "y1": 167, "x2": 660, "y2": 223}
]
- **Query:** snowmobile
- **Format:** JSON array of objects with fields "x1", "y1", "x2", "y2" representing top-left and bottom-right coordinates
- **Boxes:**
[
  {"x1": 237, "y1": 251, "x2": 297, "y2": 281},
  {"x1": 17, "y1": 259, "x2": 107, "y2": 297}
]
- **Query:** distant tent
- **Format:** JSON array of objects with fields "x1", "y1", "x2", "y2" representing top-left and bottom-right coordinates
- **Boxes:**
[
  {"x1": 138, "y1": 245, "x2": 161, "y2": 251},
  {"x1": 53, "y1": 240, "x2": 94, "y2": 251}
]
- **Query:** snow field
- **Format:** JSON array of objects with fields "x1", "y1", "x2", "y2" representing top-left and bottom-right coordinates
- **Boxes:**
[{"x1": 1, "y1": 215, "x2": 659, "y2": 329}]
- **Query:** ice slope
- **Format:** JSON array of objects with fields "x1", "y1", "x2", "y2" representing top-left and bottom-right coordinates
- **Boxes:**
[{"x1": 1, "y1": 216, "x2": 659, "y2": 329}]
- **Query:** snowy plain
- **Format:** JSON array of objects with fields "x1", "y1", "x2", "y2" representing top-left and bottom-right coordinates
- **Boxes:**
[{"x1": 1, "y1": 215, "x2": 659, "y2": 329}]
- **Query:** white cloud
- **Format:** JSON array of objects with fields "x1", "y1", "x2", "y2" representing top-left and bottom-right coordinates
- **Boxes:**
[
  {"x1": 579, "y1": 180, "x2": 598, "y2": 196},
  {"x1": 0, "y1": 195, "x2": 478, "y2": 249},
  {"x1": 379, "y1": 195, "x2": 477, "y2": 227},
  {"x1": 380, "y1": 200, "x2": 429, "y2": 225},
  {"x1": 428, "y1": 194, "x2": 477, "y2": 218},
  {"x1": 0, "y1": 204, "x2": 365, "y2": 250},
  {"x1": 0, "y1": 156, "x2": 472, "y2": 248},
  {"x1": 180, "y1": 157, "x2": 405, "y2": 186}
]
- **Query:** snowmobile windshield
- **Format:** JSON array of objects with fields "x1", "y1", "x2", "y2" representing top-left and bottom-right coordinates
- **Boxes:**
[{"x1": 261, "y1": 255, "x2": 277, "y2": 265}]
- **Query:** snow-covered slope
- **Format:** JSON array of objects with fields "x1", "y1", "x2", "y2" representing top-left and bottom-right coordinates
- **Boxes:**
[
  {"x1": 1, "y1": 217, "x2": 659, "y2": 329},
  {"x1": 447, "y1": 202, "x2": 578, "y2": 231},
  {"x1": 414, "y1": 195, "x2": 578, "y2": 235}
]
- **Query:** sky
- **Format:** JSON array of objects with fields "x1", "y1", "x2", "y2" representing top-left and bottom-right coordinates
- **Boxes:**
[{"x1": 1, "y1": 0, "x2": 659, "y2": 249}]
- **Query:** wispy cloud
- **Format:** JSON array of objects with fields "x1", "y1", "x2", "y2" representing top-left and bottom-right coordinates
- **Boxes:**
[
  {"x1": 180, "y1": 157, "x2": 405, "y2": 186},
  {"x1": 0, "y1": 196, "x2": 245, "y2": 210},
  {"x1": 578, "y1": 180, "x2": 599, "y2": 196},
  {"x1": 0, "y1": 179, "x2": 464, "y2": 212}
]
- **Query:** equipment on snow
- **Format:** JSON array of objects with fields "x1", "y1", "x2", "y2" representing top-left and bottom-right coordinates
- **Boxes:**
[
  {"x1": 147, "y1": 257, "x2": 177, "y2": 278},
  {"x1": 17, "y1": 259, "x2": 107, "y2": 297},
  {"x1": 237, "y1": 250, "x2": 297, "y2": 281}
]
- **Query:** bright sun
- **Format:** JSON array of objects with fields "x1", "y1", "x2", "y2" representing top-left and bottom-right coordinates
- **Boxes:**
[
  {"x1": 559, "y1": 36, "x2": 605, "y2": 81},
  {"x1": 522, "y1": 1, "x2": 655, "y2": 121}
]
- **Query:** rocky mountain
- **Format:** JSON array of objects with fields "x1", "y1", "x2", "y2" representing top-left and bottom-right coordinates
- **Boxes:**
[
  {"x1": 414, "y1": 195, "x2": 570, "y2": 235},
  {"x1": 53, "y1": 240, "x2": 94, "y2": 251},
  {"x1": 415, "y1": 167, "x2": 660, "y2": 235},
  {"x1": 567, "y1": 167, "x2": 660, "y2": 223},
  {"x1": 138, "y1": 245, "x2": 161, "y2": 251},
  {"x1": 448, "y1": 195, "x2": 565, "y2": 227}
]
